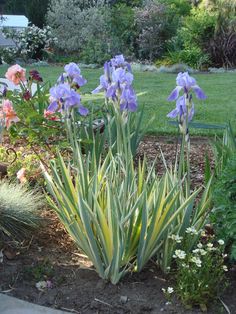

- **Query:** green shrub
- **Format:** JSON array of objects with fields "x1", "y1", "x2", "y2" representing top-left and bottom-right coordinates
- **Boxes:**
[
  {"x1": 159, "y1": 47, "x2": 210, "y2": 69},
  {"x1": 211, "y1": 156, "x2": 236, "y2": 261},
  {"x1": 0, "y1": 181, "x2": 43, "y2": 239}
]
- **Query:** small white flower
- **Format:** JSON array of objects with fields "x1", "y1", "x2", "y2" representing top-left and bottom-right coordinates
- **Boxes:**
[
  {"x1": 199, "y1": 249, "x2": 207, "y2": 256},
  {"x1": 173, "y1": 250, "x2": 186, "y2": 259},
  {"x1": 207, "y1": 243, "x2": 213, "y2": 248},
  {"x1": 197, "y1": 243, "x2": 203, "y2": 249},
  {"x1": 168, "y1": 234, "x2": 183, "y2": 243},
  {"x1": 167, "y1": 287, "x2": 174, "y2": 294},
  {"x1": 201, "y1": 230, "x2": 206, "y2": 237},
  {"x1": 162, "y1": 288, "x2": 166, "y2": 293},
  {"x1": 190, "y1": 256, "x2": 202, "y2": 267},
  {"x1": 223, "y1": 265, "x2": 228, "y2": 272},
  {"x1": 186, "y1": 227, "x2": 198, "y2": 235},
  {"x1": 218, "y1": 239, "x2": 225, "y2": 246},
  {"x1": 192, "y1": 249, "x2": 200, "y2": 254}
]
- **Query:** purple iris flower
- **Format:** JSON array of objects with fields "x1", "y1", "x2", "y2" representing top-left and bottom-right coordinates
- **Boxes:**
[
  {"x1": 167, "y1": 72, "x2": 207, "y2": 101},
  {"x1": 111, "y1": 54, "x2": 132, "y2": 72},
  {"x1": 120, "y1": 87, "x2": 138, "y2": 112},
  {"x1": 106, "y1": 68, "x2": 133, "y2": 98},
  {"x1": 167, "y1": 96, "x2": 194, "y2": 121},
  {"x1": 47, "y1": 83, "x2": 88, "y2": 116},
  {"x1": 64, "y1": 62, "x2": 87, "y2": 87}
]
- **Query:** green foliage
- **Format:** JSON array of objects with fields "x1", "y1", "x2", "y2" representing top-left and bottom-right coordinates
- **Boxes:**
[
  {"x1": 0, "y1": 147, "x2": 44, "y2": 184},
  {"x1": 0, "y1": 181, "x2": 43, "y2": 239},
  {"x1": 211, "y1": 156, "x2": 236, "y2": 261},
  {"x1": 24, "y1": 259, "x2": 54, "y2": 281},
  {"x1": 135, "y1": 1, "x2": 180, "y2": 61},
  {"x1": 44, "y1": 144, "x2": 207, "y2": 283},
  {"x1": 109, "y1": 3, "x2": 136, "y2": 56},
  {"x1": 161, "y1": 47, "x2": 210, "y2": 69},
  {"x1": 211, "y1": 123, "x2": 236, "y2": 178},
  {"x1": 174, "y1": 239, "x2": 227, "y2": 310}
]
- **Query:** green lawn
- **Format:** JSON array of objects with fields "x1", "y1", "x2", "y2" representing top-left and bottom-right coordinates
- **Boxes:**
[{"x1": 1, "y1": 64, "x2": 236, "y2": 135}]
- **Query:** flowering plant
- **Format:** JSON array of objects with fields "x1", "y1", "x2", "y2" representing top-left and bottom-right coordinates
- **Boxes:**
[
  {"x1": 1, "y1": 64, "x2": 66, "y2": 153},
  {"x1": 91, "y1": 54, "x2": 144, "y2": 156},
  {"x1": 2, "y1": 25, "x2": 57, "y2": 62},
  {"x1": 167, "y1": 72, "x2": 207, "y2": 195},
  {"x1": 173, "y1": 237, "x2": 228, "y2": 310}
]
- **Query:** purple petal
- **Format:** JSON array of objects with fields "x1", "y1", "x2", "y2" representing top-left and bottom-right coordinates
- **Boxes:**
[
  {"x1": 167, "y1": 108, "x2": 179, "y2": 118},
  {"x1": 192, "y1": 85, "x2": 207, "y2": 100},
  {"x1": 128, "y1": 102, "x2": 137, "y2": 112},
  {"x1": 47, "y1": 101, "x2": 58, "y2": 112},
  {"x1": 106, "y1": 84, "x2": 117, "y2": 98},
  {"x1": 120, "y1": 102, "x2": 126, "y2": 111},
  {"x1": 167, "y1": 86, "x2": 182, "y2": 101},
  {"x1": 73, "y1": 76, "x2": 87, "y2": 87},
  {"x1": 188, "y1": 103, "x2": 195, "y2": 121},
  {"x1": 78, "y1": 106, "x2": 89, "y2": 116},
  {"x1": 92, "y1": 85, "x2": 103, "y2": 94}
]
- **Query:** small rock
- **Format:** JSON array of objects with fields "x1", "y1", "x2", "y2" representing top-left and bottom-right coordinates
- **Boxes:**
[{"x1": 120, "y1": 295, "x2": 128, "y2": 303}]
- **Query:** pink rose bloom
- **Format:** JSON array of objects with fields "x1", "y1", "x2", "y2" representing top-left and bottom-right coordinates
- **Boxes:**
[
  {"x1": 2, "y1": 99, "x2": 20, "y2": 129},
  {"x1": 17, "y1": 168, "x2": 27, "y2": 184},
  {"x1": 5, "y1": 64, "x2": 26, "y2": 85}
]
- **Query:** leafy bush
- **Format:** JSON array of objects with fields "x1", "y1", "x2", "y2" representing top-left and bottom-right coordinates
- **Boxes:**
[
  {"x1": 0, "y1": 181, "x2": 43, "y2": 239},
  {"x1": 172, "y1": 1, "x2": 236, "y2": 68},
  {"x1": 211, "y1": 156, "x2": 236, "y2": 261},
  {"x1": 2, "y1": 25, "x2": 57, "y2": 62},
  {"x1": 47, "y1": 0, "x2": 113, "y2": 64},
  {"x1": 160, "y1": 47, "x2": 210, "y2": 69},
  {"x1": 135, "y1": 1, "x2": 180, "y2": 61}
]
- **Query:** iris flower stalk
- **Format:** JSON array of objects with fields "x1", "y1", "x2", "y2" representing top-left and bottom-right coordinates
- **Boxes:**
[{"x1": 167, "y1": 72, "x2": 206, "y2": 195}]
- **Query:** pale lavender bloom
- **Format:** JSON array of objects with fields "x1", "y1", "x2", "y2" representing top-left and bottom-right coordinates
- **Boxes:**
[
  {"x1": 47, "y1": 83, "x2": 88, "y2": 115},
  {"x1": 111, "y1": 54, "x2": 132, "y2": 72},
  {"x1": 64, "y1": 62, "x2": 87, "y2": 87},
  {"x1": 167, "y1": 72, "x2": 206, "y2": 101},
  {"x1": 111, "y1": 54, "x2": 125, "y2": 67},
  {"x1": 120, "y1": 87, "x2": 138, "y2": 112},
  {"x1": 167, "y1": 96, "x2": 194, "y2": 121},
  {"x1": 106, "y1": 68, "x2": 133, "y2": 98}
]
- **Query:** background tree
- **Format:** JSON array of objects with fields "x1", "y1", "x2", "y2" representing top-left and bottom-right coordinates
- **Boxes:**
[{"x1": 4, "y1": 0, "x2": 49, "y2": 27}]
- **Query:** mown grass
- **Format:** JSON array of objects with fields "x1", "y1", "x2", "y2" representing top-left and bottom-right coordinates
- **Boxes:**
[{"x1": 0, "y1": 64, "x2": 235, "y2": 135}]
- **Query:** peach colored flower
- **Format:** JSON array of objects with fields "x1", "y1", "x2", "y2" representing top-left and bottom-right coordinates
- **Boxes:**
[
  {"x1": 2, "y1": 99, "x2": 20, "y2": 129},
  {"x1": 17, "y1": 168, "x2": 27, "y2": 184},
  {"x1": 5, "y1": 64, "x2": 26, "y2": 85}
]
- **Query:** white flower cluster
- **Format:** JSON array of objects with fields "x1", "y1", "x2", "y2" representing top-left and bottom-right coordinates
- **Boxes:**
[
  {"x1": 173, "y1": 250, "x2": 186, "y2": 259},
  {"x1": 2, "y1": 25, "x2": 57, "y2": 61}
]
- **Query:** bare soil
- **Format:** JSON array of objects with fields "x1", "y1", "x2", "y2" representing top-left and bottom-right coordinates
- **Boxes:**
[{"x1": 0, "y1": 136, "x2": 235, "y2": 314}]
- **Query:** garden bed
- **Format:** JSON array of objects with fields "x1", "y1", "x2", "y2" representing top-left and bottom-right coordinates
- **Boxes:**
[{"x1": 1, "y1": 136, "x2": 235, "y2": 314}]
